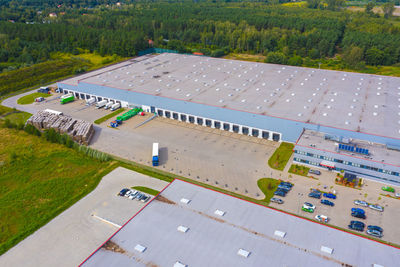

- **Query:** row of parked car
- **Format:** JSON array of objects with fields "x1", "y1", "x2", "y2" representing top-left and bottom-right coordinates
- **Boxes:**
[
  {"x1": 348, "y1": 221, "x2": 383, "y2": 238},
  {"x1": 118, "y1": 188, "x2": 150, "y2": 203},
  {"x1": 273, "y1": 181, "x2": 293, "y2": 198},
  {"x1": 354, "y1": 199, "x2": 384, "y2": 212},
  {"x1": 307, "y1": 189, "x2": 336, "y2": 207}
]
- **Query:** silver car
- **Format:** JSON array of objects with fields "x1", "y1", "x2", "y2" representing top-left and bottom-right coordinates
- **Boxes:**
[
  {"x1": 366, "y1": 229, "x2": 383, "y2": 238},
  {"x1": 369, "y1": 204, "x2": 384, "y2": 212},
  {"x1": 354, "y1": 200, "x2": 368, "y2": 207},
  {"x1": 270, "y1": 197, "x2": 284, "y2": 204}
]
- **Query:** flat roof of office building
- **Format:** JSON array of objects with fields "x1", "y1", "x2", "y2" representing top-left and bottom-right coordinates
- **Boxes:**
[
  {"x1": 81, "y1": 179, "x2": 399, "y2": 267},
  {"x1": 296, "y1": 129, "x2": 400, "y2": 167},
  {"x1": 60, "y1": 53, "x2": 400, "y2": 140}
]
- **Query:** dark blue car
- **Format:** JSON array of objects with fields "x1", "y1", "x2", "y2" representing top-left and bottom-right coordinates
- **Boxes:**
[
  {"x1": 321, "y1": 199, "x2": 334, "y2": 206},
  {"x1": 274, "y1": 190, "x2": 286, "y2": 197},
  {"x1": 351, "y1": 212, "x2": 366, "y2": 219},
  {"x1": 118, "y1": 188, "x2": 129, "y2": 196},
  {"x1": 323, "y1": 193, "x2": 337, "y2": 199},
  {"x1": 351, "y1": 208, "x2": 365, "y2": 214}
]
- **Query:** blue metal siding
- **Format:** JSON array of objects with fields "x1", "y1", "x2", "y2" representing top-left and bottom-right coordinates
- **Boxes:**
[{"x1": 58, "y1": 82, "x2": 400, "y2": 147}]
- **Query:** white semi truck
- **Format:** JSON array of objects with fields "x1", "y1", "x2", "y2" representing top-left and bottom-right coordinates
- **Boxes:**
[
  {"x1": 152, "y1": 143, "x2": 159, "y2": 166},
  {"x1": 96, "y1": 100, "x2": 107, "y2": 109},
  {"x1": 104, "y1": 102, "x2": 114, "y2": 109},
  {"x1": 86, "y1": 98, "x2": 96, "y2": 106},
  {"x1": 110, "y1": 102, "x2": 121, "y2": 111}
]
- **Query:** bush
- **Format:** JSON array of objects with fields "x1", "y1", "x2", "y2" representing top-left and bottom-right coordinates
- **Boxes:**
[{"x1": 265, "y1": 52, "x2": 287, "y2": 65}]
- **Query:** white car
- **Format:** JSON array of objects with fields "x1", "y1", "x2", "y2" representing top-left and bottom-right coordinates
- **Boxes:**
[
  {"x1": 395, "y1": 192, "x2": 400, "y2": 198},
  {"x1": 354, "y1": 200, "x2": 368, "y2": 207},
  {"x1": 303, "y1": 202, "x2": 316, "y2": 210},
  {"x1": 369, "y1": 204, "x2": 384, "y2": 212},
  {"x1": 124, "y1": 190, "x2": 132, "y2": 197},
  {"x1": 315, "y1": 214, "x2": 329, "y2": 223},
  {"x1": 128, "y1": 190, "x2": 138, "y2": 200}
]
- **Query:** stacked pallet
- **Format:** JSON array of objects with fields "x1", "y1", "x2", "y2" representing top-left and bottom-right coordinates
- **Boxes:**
[{"x1": 26, "y1": 110, "x2": 95, "y2": 145}]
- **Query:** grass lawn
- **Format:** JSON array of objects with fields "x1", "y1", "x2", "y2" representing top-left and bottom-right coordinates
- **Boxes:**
[
  {"x1": 0, "y1": 126, "x2": 117, "y2": 255},
  {"x1": 17, "y1": 92, "x2": 52, "y2": 105},
  {"x1": 0, "y1": 105, "x2": 14, "y2": 116},
  {"x1": 94, "y1": 108, "x2": 125, "y2": 125},
  {"x1": 268, "y1": 142, "x2": 294, "y2": 171},
  {"x1": 257, "y1": 178, "x2": 281, "y2": 204},
  {"x1": 288, "y1": 164, "x2": 310, "y2": 177},
  {"x1": 131, "y1": 186, "x2": 160, "y2": 196},
  {"x1": 2, "y1": 111, "x2": 32, "y2": 124}
]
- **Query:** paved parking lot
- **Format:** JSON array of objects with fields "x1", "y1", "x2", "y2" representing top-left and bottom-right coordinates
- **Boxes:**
[
  {"x1": 0, "y1": 167, "x2": 169, "y2": 267},
  {"x1": 270, "y1": 164, "x2": 400, "y2": 245}
]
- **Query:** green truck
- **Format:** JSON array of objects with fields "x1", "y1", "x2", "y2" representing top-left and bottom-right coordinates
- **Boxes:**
[
  {"x1": 116, "y1": 107, "x2": 143, "y2": 121},
  {"x1": 60, "y1": 93, "x2": 74, "y2": 104}
]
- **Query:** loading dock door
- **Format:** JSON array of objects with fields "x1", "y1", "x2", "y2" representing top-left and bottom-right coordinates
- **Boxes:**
[
  {"x1": 262, "y1": 131, "x2": 269, "y2": 139},
  {"x1": 205, "y1": 119, "x2": 212, "y2": 127},
  {"x1": 242, "y1": 127, "x2": 249, "y2": 135},
  {"x1": 180, "y1": 114, "x2": 187, "y2": 122},
  {"x1": 197, "y1": 118, "x2": 203, "y2": 125},
  {"x1": 223, "y1": 123, "x2": 230, "y2": 131},
  {"x1": 150, "y1": 106, "x2": 155, "y2": 113},
  {"x1": 173, "y1": 113, "x2": 179, "y2": 120},
  {"x1": 157, "y1": 110, "x2": 164, "y2": 116},
  {"x1": 232, "y1": 125, "x2": 239, "y2": 133},
  {"x1": 165, "y1": 111, "x2": 171, "y2": 118},
  {"x1": 252, "y1": 129, "x2": 259, "y2": 137},
  {"x1": 214, "y1": 121, "x2": 221, "y2": 129},
  {"x1": 80, "y1": 93, "x2": 85, "y2": 99},
  {"x1": 272, "y1": 133, "x2": 280, "y2": 142},
  {"x1": 189, "y1": 116, "x2": 195, "y2": 123}
]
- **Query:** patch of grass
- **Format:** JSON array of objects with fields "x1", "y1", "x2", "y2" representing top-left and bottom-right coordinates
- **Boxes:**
[
  {"x1": 17, "y1": 92, "x2": 52, "y2": 105},
  {"x1": 0, "y1": 125, "x2": 118, "y2": 255},
  {"x1": 131, "y1": 186, "x2": 160, "y2": 196},
  {"x1": 288, "y1": 164, "x2": 310, "y2": 177},
  {"x1": 224, "y1": 53, "x2": 266, "y2": 63},
  {"x1": 0, "y1": 105, "x2": 14, "y2": 116},
  {"x1": 268, "y1": 142, "x2": 294, "y2": 171},
  {"x1": 94, "y1": 108, "x2": 125, "y2": 125},
  {"x1": 257, "y1": 178, "x2": 281, "y2": 204},
  {"x1": 2, "y1": 111, "x2": 32, "y2": 124}
]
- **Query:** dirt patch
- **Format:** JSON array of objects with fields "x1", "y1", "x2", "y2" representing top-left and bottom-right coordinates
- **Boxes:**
[
  {"x1": 154, "y1": 194, "x2": 176, "y2": 205},
  {"x1": 101, "y1": 240, "x2": 126, "y2": 254}
]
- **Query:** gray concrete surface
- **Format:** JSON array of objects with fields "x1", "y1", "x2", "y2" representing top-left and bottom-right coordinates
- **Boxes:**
[{"x1": 0, "y1": 167, "x2": 169, "y2": 267}]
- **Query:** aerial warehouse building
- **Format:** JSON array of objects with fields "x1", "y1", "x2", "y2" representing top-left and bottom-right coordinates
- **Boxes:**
[{"x1": 57, "y1": 53, "x2": 400, "y2": 184}]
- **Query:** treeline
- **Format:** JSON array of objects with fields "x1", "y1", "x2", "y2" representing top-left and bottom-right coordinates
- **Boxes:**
[{"x1": 0, "y1": 2, "x2": 400, "y2": 72}]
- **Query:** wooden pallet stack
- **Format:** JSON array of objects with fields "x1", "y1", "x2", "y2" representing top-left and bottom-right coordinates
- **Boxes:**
[{"x1": 26, "y1": 110, "x2": 95, "y2": 145}]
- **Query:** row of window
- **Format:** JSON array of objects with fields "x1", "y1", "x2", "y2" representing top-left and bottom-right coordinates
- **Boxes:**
[
  {"x1": 294, "y1": 158, "x2": 400, "y2": 185},
  {"x1": 294, "y1": 150, "x2": 399, "y2": 176},
  {"x1": 156, "y1": 109, "x2": 280, "y2": 141}
]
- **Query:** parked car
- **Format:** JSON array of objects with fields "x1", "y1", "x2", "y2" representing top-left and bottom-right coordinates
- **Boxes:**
[
  {"x1": 381, "y1": 186, "x2": 395, "y2": 193},
  {"x1": 323, "y1": 193, "x2": 337, "y2": 199},
  {"x1": 321, "y1": 199, "x2": 334, "y2": 206},
  {"x1": 351, "y1": 208, "x2": 365, "y2": 214},
  {"x1": 366, "y1": 229, "x2": 383, "y2": 238},
  {"x1": 124, "y1": 190, "x2": 132, "y2": 197},
  {"x1": 354, "y1": 200, "x2": 368, "y2": 207},
  {"x1": 280, "y1": 182, "x2": 293, "y2": 188},
  {"x1": 135, "y1": 192, "x2": 143, "y2": 200},
  {"x1": 395, "y1": 192, "x2": 400, "y2": 198},
  {"x1": 369, "y1": 204, "x2": 384, "y2": 212},
  {"x1": 274, "y1": 190, "x2": 286, "y2": 197},
  {"x1": 315, "y1": 214, "x2": 329, "y2": 223},
  {"x1": 141, "y1": 195, "x2": 150, "y2": 203},
  {"x1": 270, "y1": 197, "x2": 284, "y2": 204},
  {"x1": 128, "y1": 190, "x2": 138, "y2": 200},
  {"x1": 351, "y1": 212, "x2": 366, "y2": 219},
  {"x1": 348, "y1": 221, "x2": 365, "y2": 231},
  {"x1": 308, "y1": 192, "x2": 322, "y2": 199},
  {"x1": 309, "y1": 169, "x2": 321, "y2": 175},
  {"x1": 367, "y1": 225, "x2": 383, "y2": 233},
  {"x1": 302, "y1": 206, "x2": 314, "y2": 213},
  {"x1": 118, "y1": 188, "x2": 129, "y2": 196},
  {"x1": 277, "y1": 185, "x2": 291, "y2": 191},
  {"x1": 303, "y1": 202, "x2": 316, "y2": 210}
]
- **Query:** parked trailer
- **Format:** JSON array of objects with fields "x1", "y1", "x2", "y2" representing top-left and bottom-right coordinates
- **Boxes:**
[
  {"x1": 60, "y1": 93, "x2": 74, "y2": 104},
  {"x1": 43, "y1": 109, "x2": 63, "y2": 115},
  {"x1": 116, "y1": 107, "x2": 142, "y2": 121},
  {"x1": 96, "y1": 100, "x2": 108, "y2": 109},
  {"x1": 152, "y1": 143, "x2": 159, "y2": 166},
  {"x1": 104, "y1": 102, "x2": 113, "y2": 110},
  {"x1": 86, "y1": 98, "x2": 96, "y2": 106},
  {"x1": 110, "y1": 102, "x2": 121, "y2": 111},
  {"x1": 38, "y1": 87, "x2": 50, "y2": 93}
]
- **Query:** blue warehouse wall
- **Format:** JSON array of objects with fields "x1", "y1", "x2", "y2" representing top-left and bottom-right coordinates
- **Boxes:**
[{"x1": 58, "y1": 82, "x2": 400, "y2": 146}]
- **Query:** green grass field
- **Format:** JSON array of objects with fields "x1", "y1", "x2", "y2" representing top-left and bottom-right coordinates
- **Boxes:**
[
  {"x1": 288, "y1": 164, "x2": 310, "y2": 177},
  {"x1": 131, "y1": 186, "x2": 160, "y2": 196},
  {"x1": 257, "y1": 178, "x2": 281, "y2": 204},
  {"x1": 94, "y1": 108, "x2": 125, "y2": 125},
  {"x1": 0, "y1": 126, "x2": 117, "y2": 255},
  {"x1": 268, "y1": 142, "x2": 295, "y2": 171},
  {"x1": 17, "y1": 92, "x2": 52, "y2": 105}
]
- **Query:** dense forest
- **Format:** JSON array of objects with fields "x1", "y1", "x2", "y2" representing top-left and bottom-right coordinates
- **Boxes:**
[{"x1": 0, "y1": 1, "x2": 399, "y2": 75}]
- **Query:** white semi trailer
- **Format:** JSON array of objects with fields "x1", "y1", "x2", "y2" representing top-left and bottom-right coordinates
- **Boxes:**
[
  {"x1": 96, "y1": 100, "x2": 107, "y2": 109},
  {"x1": 86, "y1": 98, "x2": 96, "y2": 106},
  {"x1": 104, "y1": 102, "x2": 114, "y2": 110},
  {"x1": 110, "y1": 102, "x2": 121, "y2": 111}
]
